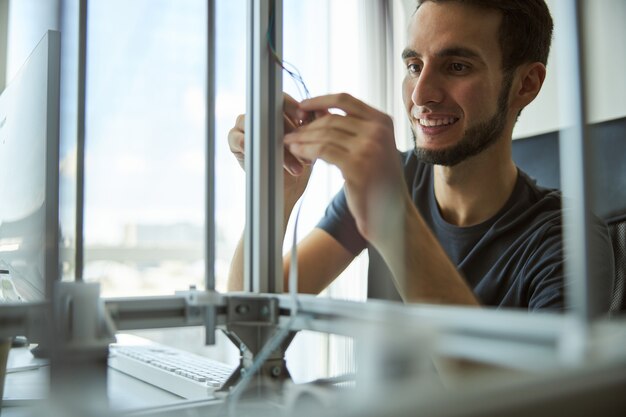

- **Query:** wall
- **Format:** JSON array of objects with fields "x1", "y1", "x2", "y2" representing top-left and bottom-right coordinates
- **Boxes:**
[{"x1": 513, "y1": 0, "x2": 626, "y2": 138}]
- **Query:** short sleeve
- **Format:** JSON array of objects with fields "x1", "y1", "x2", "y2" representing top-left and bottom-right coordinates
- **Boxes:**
[
  {"x1": 526, "y1": 217, "x2": 614, "y2": 315},
  {"x1": 525, "y1": 227, "x2": 566, "y2": 311},
  {"x1": 316, "y1": 187, "x2": 367, "y2": 256}
]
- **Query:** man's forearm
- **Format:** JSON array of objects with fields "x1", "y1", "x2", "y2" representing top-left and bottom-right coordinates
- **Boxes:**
[
  {"x1": 227, "y1": 199, "x2": 297, "y2": 292},
  {"x1": 227, "y1": 235, "x2": 245, "y2": 291},
  {"x1": 375, "y1": 198, "x2": 479, "y2": 306}
]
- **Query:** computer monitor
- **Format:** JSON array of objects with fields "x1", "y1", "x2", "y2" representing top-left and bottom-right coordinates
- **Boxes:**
[{"x1": 0, "y1": 30, "x2": 61, "y2": 302}]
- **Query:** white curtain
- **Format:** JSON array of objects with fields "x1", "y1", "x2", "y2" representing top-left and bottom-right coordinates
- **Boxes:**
[{"x1": 285, "y1": 0, "x2": 414, "y2": 383}]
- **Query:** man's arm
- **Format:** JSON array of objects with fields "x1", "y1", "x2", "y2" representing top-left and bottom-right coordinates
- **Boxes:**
[
  {"x1": 227, "y1": 235, "x2": 245, "y2": 291},
  {"x1": 226, "y1": 92, "x2": 353, "y2": 293},
  {"x1": 283, "y1": 228, "x2": 355, "y2": 294},
  {"x1": 284, "y1": 93, "x2": 479, "y2": 306},
  {"x1": 382, "y1": 197, "x2": 480, "y2": 305},
  {"x1": 227, "y1": 228, "x2": 355, "y2": 293}
]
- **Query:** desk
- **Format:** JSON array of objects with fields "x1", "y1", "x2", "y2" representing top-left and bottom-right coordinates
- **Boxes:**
[{"x1": 2, "y1": 347, "x2": 216, "y2": 416}]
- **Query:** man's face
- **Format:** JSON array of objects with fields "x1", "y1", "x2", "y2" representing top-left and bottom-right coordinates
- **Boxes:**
[{"x1": 402, "y1": 2, "x2": 512, "y2": 166}]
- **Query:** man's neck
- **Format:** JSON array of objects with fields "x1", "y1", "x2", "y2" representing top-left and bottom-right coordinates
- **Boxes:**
[{"x1": 432, "y1": 138, "x2": 518, "y2": 227}]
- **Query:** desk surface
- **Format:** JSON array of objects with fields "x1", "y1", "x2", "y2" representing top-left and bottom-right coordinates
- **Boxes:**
[{"x1": 2, "y1": 346, "x2": 200, "y2": 415}]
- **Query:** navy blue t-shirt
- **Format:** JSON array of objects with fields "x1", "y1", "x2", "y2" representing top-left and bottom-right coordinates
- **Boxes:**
[{"x1": 317, "y1": 150, "x2": 613, "y2": 312}]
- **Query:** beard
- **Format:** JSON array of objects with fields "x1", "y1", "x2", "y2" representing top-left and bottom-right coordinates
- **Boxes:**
[{"x1": 412, "y1": 74, "x2": 513, "y2": 167}]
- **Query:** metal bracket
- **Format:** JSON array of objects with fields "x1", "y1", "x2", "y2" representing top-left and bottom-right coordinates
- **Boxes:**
[
  {"x1": 227, "y1": 295, "x2": 279, "y2": 326},
  {"x1": 178, "y1": 287, "x2": 226, "y2": 345},
  {"x1": 218, "y1": 295, "x2": 295, "y2": 394}
]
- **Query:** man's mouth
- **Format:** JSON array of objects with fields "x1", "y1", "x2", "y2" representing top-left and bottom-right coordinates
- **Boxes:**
[{"x1": 417, "y1": 117, "x2": 459, "y2": 127}]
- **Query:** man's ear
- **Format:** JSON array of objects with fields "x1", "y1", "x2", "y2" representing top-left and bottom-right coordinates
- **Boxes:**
[{"x1": 511, "y1": 62, "x2": 547, "y2": 110}]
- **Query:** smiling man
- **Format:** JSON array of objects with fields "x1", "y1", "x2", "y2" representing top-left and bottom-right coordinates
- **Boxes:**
[{"x1": 228, "y1": 0, "x2": 613, "y2": 312}]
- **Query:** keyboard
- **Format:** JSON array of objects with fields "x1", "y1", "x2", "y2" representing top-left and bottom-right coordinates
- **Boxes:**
[{"x1": 108, "y1": 340, "x2": 236, "y2": 399}]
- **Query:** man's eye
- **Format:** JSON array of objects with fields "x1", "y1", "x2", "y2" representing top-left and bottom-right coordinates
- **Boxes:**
[
  {"x1": 407, "y1": 63, "x2": 421, "y2": 75},
  {"x1": 450, "y1": 63, "x2": 468, "y2": 73}
]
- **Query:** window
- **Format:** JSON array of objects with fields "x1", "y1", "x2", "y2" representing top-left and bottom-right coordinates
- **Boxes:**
[
  {"x1": 6, "y1": 0, "x2": 403, "y2": 382},
  {"x1": 79, "y1": 0, "x2": 208, "y2": 296}
]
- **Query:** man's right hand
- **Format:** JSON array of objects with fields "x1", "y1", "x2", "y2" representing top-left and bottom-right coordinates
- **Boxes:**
[
  {"x1": 227, "y1": 94, "x2": 315, "y2": 209},
  {"x1": 226, "y1": 94, "x2": 351, "y2": 295}
]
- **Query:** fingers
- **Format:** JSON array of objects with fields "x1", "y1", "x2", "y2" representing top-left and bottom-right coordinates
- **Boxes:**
[
  {"x1": 297, "y1": 93, "x2": 388, "y2": 123},
  {"x1": 229, "y1": 111, "x2": 311, "y2": 176},
  {"x1": 234, "y1": 113, "x2": 246, "y2": 132},
  {"x1": 284, "y1": 103, "x2": 395, "y2": 179},
  {"x1": 231, "y1": 93, "x2": 380, "y2": 175},
  {"x1": 300, "y1": 93, "x2": 366, "y2": 114},
  {"x1": 283, "y1": 93, "x2": 300, "y2": 123},
  {"x1": 284, "y1": 123, "x2": 354, "y2": 170},
  {"x1": 287, "y1": 137, "x2": 351, "y2": 170},
  {"x1": 283, "y1": 113, "x2": 298, "y2": 134},
  {"x1": 228, "y1": 115, "x2": 246, "y2": 167},
  {"x1": 284, "y1": 113, "x2": 381, "y2": 158},
  {"x1": 303, "y1": 113, "x2": 372, "y2": 137},
  {"x1": 284, "y1": 147, "x2": 306, "y2": 176},
  {"x1": 285, "y1": 93, "x2": 317, "y2": 128}
]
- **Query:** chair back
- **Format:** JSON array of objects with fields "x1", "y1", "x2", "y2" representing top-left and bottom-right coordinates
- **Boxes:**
[
  {"x1": 607, "y1": 214, "x2": 626, "y2": 312},
  {"x1": 512, "y1": 117, "x2": 626, "y2": 314}
]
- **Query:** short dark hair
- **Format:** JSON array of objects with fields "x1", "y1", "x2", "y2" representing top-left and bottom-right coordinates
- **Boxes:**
[{"x1": 415, "y1": 0, "x2": 554, "y2": 73}]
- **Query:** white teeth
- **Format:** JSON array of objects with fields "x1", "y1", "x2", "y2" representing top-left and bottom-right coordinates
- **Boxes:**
[{"x1": 418, "y1": 117, "x2": 457, "y2": 127}]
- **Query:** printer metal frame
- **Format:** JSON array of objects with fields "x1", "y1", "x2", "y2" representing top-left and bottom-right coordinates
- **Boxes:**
[{"x1": 1, "y1": 0, "x2": 626, "y2": 416}]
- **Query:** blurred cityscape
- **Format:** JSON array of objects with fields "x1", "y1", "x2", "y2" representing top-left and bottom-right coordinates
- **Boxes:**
[{"x1": 83, "y1": 221, "x2": 233, "y2": 296}]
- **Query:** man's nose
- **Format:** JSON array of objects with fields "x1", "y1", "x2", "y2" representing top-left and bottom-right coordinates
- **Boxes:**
[{"x1": 411, "y1": 67, "x2": 444, "y2": 107}]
